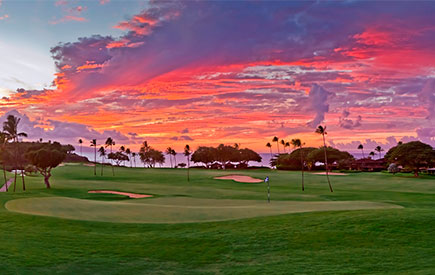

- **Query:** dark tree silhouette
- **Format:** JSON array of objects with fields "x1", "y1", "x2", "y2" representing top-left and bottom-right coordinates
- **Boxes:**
[
  {"x1": 184, "y1": 144, "x2": 191, "y2": 181},
  {"x1": 291, "y1": 138, "x2": 305, "y2": 191},
  {"x1": 358, "y1": 144, "x2": 365, "y2": 159},
  {"x1": 272, "y1": 136, "x2": 280, "y2": 154},
  {"x1": 266, "y1": 142, "x2": 273, "y2": 158},
  {"x1": 315, "y1": 125, "x2": 333, "y2": 192},
  {"x1": 375, "y1": 146, "x2": 384, "y2": 159},
  {"x1": 166, "y1": 147, "x2": 173, "y2": 168},
  {"x1": 78, "y1": 139, "x2": 83, "y2": 156},
  {"x1": 105, "y1": 137, "x2": 115, "y2": 175},
  {"x1": 98, "y1": 146, "x2": 105, "y2": 176},
  {"x1": 90, "y1": 139, "x2": 97, "y2": 176},
  {"x1": 3, "y1": 115, "x2": 27, "y2": 192}
]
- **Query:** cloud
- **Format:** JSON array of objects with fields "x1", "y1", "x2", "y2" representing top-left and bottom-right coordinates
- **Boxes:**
[
  {"x1": 170, "y1": 135, "x2": 194, "y2": 141},
  {"x1": 181, "y1": 128, "x2": 189, "y2": 134},
  {"x1": 338, "y1": 110, "x2": 362, "y2": 129},
  {"x1": 306, "y1": 84, "x2": 331, "y2": 127},
  {"x1": 0, "y1": 14, "x2": 8, "y2": 20},
  {"x1": 0, "y1": 110, "x2": 129, "y2": 145},
  {"x1": 421, "y1": 78, "x2": 435, "y2": 119}
]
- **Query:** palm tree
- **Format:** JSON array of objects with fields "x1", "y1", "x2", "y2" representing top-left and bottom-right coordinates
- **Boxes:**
[
  {"x1": 272, "y1": 136, "x2": 280, "y2": 154},
  {"x1": 98, "y1": 146, "x2": 105, "y2": 176},
  {"x1": 375, "y1": 146, "x2": 384, "y2": 159},
  {"x1": 280, "y1": 139, "x2": 286, "y2": 153},
  {"x1": 3, "y1": 115, "x2": 27, "y2": 192},
  {"x1": 105, "y1": 137, "x2": 115, "y2": 176},
  {"x1": 285, "y1": 141, "x2": 290, "y2": 153},
  {"x1": 266, "y1": 142, "x2": 273, "y2": 158},
  {"x1": 78, "y1": 139, "x2": 83, "y2": 156},
  {"x1": 369, "y1": 151, "x2": 375, "y2": 158},
  {"x1": 358, "y1": 144, "x2": 365, "y2": 159},
  {"x1": 132, "y1": 152, "x2": 137, "y2": 167},
  {"x1": 125, "y1": 148, "x2": 132, "y2": 167},
  {"x1": 171, "y1": 149, "x2": 177, "y2": 168},
  {"x1": 184, "y1": 144, "x2": 191, "y2": 181},
  {"x1": 0, "y1": 132, "x2": 9, "y2": 192},
  {"x1": 90, "y1": 139, "x2": 97, "y2": 176},
  {"x1": 315, "y1": 125, "x2": 333, "y2": 192},
  {"x1": 291, "y1": 138, "x2": 305, "y2": 191},
  {"x1": 166, "y1": 147, "x2": 173, "y2": 168}
]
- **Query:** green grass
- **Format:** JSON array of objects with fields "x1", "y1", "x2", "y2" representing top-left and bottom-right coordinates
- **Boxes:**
[{"x1": 0, "y1": 164, "x2": 434, "y2": 274}]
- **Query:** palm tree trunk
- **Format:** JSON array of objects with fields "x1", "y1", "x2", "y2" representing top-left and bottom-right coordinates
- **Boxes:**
[
  {"x1": 174, "y1": 155, "x2": 177, "y2": 168},
  {"x1": 322, "y1": 134, "x2": 333, "y2": 192},
  {"x1": 300, "y1": 147, "x2": 305, "y2": 191},
  {"x1": 94, "y1": 146, "x2": 97, "y2": 176},
  {"x1": 111, "y1": 145, "x2": 115, "y2": 176},
  {"x1": 101, "y1": 156, "x2": 104, "y2": 176},
  {"x1": 361, "y1": 149, "x2": 365, "y2": 159},
  {"x1": 276, "y1": 142, "x2": 280, "y2": 154},
  {"x1": 3, "y1": 162, "x2": 7, "y2": 192},
  {"x1": 269, "y1": 147, "x2": 272, "y2": 158},
  {"x1": 187, "y1": 157, "x2": 190, "y2": 181},
  {"x1": 169, "y1": 154, "x2": 172, "y2": 168},
  {"x1": 21, "y1": 169, "x2": 25, "y2": 191}
]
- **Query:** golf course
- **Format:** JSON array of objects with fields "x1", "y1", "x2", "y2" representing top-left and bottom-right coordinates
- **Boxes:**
[{"x1": 0, "y1": 164, "x2": 434, "y2": 274}]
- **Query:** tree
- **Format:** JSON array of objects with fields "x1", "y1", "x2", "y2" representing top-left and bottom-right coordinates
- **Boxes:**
[
  {"x1": 108, "y1": 151, "x2": 129, "y2": 166},
  {"x1": 358, "y1": 144, "x2": 365, "y2": 159},
  {"x1": 266, "y1": 142, "x2": 273, "y2": 158},
  {"x1": 78, "y1": 139, "x2": 83, "y2": 156},
  {"x1": 132, "y1": 152, "x2": 137, "y2": 167},
  {"x1": 315, "y1": 125, "x2": 333, "y2": 192},
  {"x1": 0, "y1": 132, "x2": 9, "y2": 191},
  {"x1": 3, "y1": 115, "x2": 28, "y2": 192},
  {"x1": 272, "y1": 136, "x2": 280, "y2": 154},
  {"x1": 291, "y1": 138, "x2": 305, "y2": 191},
  {"x1": 281, "y1": 139, "x2": 286, "y2": 153},
  {"x1": 369, "y1": 151, "x2": 375, "y2": 158},
  {"x1": 184, "y1": 144, "x2": 191, "y2": 181},
  {"x1": 385, "y1": 141, "x2": 434, "y2": 177},
  {"x1": 375, "y1": 146, "x2": 384, "y2": 159},
  {"x1": 285, "y1": 141, "x2": 290, "y2": 154},
  {"x1": 191, "y1": 146, "x2": 216, "y2": 168},
  {"x1": 90, "y1": 139, "x2": 97, "y2": 176},
  {"x1": 166, "y1": 147, "x2": 173, "y2": 168},
  {"x1": 98, "y1": 146, "x2": 105, "y2": 176},
  {"x1": 171, "y1": 149, "x2": 177, "y2": 168},
  {"x1": 125, "y1": 148, "x2": 132, "y2": 167},
  {"x1": 26, "y1": 142, "x2": 67, "y2": 188},
  {"x1": 105, "y1": 137, "x2": 115, "y2": 176}
]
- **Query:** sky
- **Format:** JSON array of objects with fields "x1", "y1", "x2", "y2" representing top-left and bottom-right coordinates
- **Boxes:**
[{"x1": 0, "y1": 0, "x2": 434, "y2": 155}]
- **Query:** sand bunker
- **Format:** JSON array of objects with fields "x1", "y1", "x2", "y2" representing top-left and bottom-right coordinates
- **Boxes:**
[
  {"x1": 312, "y1": 172, "x2": 348, "y2": 176},
  {"x1": 88, "y1": 190, "x2": 152, "y2": 199},
  {"x1": 84, "y1": 163, "x2": 95, "y2": 167},
  {"x1": 215, "y1": 175, "x2": 263, "y2": 183}
]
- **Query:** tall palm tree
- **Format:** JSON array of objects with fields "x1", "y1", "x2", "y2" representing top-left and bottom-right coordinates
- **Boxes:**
[
  {"x1": 280, "y1": 139, "x2": 286, "y2": 153},
  {"x1": 166, "y1": 147, "x2": 173, "y2": 168},
  {"x1": 272, "y1": 136, "x2": 280, "y2": 154},
  {"x1": 184, "y1": 144, "x2": 191, "y2": 181},
  {"x1": 266, "y1": 142, "x2": 273, "y2": 158},
  {"x1": 291, "y1": 138, "x2": 305, "y2": 191},
  {"x1": 125, "y1": 148, "x2": 132, "y2": 167},
  {"x1": 358, "y1": 144, "x2": 365, "y2": 159},
  {"x1": 0, "y1": 132, "x2": 9, "y2": 192},
  {"x1": 98, "y1": 146, "x2": 105, "y2": 176},
  {"x1": 105, "y1": 137, "x2": 115, "y2": 176},
  {"x1": 3, "y1": 115, "x2": 27, "y2": 192},
  {"x1": 90, "y1": 139, "x2": 97, "y2": 176},
  {"x1": 285, "y1": 141, "x2": 290, "y2": 154},
  {"x1": 369, "y1": 151, "x2": 375, "y2": 158},
  {"x1": 171, "y1": 149, "x2": 177, "y2": 168},
  {"x1": 78, "y1": 139, "x2": 83, "y2": 156},
  {"x1": 315, "y1": 125, "x2": 333, "y2": 192},
  {"x1": 132, "y1": 152, "x2": 137, "y2": 167},
  {"x1": 375, "y1": 146, "x2": 384, "y2": 159}
]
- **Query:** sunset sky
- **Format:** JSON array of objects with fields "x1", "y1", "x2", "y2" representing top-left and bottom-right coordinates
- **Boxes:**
[{"x1": 0, "y1": 0, "x2": 434, "y2": 154}]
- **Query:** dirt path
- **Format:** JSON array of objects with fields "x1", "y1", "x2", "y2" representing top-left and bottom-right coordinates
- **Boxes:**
[
  {"x1": 88, "y1": 190, "x2": 152, "y2": 198},
  {"x1": 0, "y1": 179, "x2": 14, "y2": 192}
]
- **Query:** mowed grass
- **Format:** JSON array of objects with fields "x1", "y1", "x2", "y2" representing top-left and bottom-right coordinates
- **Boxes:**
[{"x1": 0, "y1": 164, "x2": 434, "y2": 274}]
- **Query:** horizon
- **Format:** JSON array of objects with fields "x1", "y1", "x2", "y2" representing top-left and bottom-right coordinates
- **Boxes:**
[{"x1": 0, "y1": 0, "x2": 434, "y2": 153}]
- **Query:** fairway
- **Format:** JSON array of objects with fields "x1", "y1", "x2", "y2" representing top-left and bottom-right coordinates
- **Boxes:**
[
  {"x1": 0, "y1": 164, "x2": 434, "y2": 274},
  {"x1": 5, "y1": 196, "x2": 401, "y2": 223}
]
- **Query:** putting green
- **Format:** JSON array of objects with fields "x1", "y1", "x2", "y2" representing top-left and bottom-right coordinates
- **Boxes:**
[{"x1": 5, "y1": 196, "x2": 402, "y2": 224}]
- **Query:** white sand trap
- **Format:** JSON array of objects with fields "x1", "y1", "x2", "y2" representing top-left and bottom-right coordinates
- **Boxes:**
[
  {"x1": 215, "y1": 175, "x2": 263, "y2": 183},
  {"x1": 84, "y1": 163, "x2": 95, "y2": 167},
  {"x1": 88, "y1": 190, "x2": 152, "y2": 199},
  {"x1": 313, "y1": 172, "x2": 348, "y2": 176}
]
